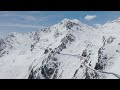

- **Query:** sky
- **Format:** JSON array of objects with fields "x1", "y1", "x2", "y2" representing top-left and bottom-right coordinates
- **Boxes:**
[{"x1": 1, "y1": 11, "x2": 120, "y2": 38}]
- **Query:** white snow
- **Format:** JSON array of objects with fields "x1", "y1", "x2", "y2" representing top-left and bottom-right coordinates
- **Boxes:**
[{"x1": 1, "y1": 18, "x2": 120, "y2": 79}]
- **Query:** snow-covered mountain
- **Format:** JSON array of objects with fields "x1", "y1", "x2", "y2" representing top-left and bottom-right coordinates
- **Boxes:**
[{"x1": 1, "y1": 18, "x2": 120, "y2": 79}]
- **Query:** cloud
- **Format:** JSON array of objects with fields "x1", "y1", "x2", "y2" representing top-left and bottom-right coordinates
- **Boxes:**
[
  {"x1": 30, "y1": 11, "x2": 42, "y2": 14},
  {"x1": 0, "y1": 11, "x2": 59, "y2": 23},
  {"x1": 84, "y1": 15, "x2": 96, "y2": 20},
  {"x1": 0, "y1": 23, "x2": 46, "y2": 29},
  {"x1": 21, "y1": 15, "x2": 37, "y2": 22},
  {"x1": 0, "y1": 12, "x2": 37, "y2": 22},
  {"x1": 0, "y1": 13, "x2": 15, "y2": 17},
  {"x1": 0, "y1": 11, "x2": 61, "y2": 30}
]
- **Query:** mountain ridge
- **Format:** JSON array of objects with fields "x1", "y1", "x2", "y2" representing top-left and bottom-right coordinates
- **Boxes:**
[{"x1": 0, "y1": 18, "x2": 120, "y2": 79}]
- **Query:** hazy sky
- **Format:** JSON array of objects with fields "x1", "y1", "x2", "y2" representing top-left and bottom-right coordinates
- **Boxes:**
[{"x1": 0, "y1": 11, "x2": 120, "y2": 35}]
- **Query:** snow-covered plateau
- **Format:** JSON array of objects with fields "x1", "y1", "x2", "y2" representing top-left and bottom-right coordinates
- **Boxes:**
[{"x1": 1, "y1": 18, "x2": 120, "y2": 79}]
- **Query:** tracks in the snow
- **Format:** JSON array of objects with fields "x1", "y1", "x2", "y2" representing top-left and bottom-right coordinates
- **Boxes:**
[{"x1": 60, "y1": 52, "x2": 120, "y2": 79}]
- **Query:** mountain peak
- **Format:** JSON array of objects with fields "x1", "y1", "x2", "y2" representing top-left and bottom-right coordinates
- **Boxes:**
[
  {"x1": 7, "y1": 32, "x2": 20, "y2": 37},
  {"x1": 1, "y1": 18, "x2": 120, "y2": 79},
  {"x1": 61, "y1": 18, "x2": 81, "y2": 25}
]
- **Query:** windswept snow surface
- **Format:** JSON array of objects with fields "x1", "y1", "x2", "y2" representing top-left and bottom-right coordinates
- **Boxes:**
[{"x1": 0, "y1": 18, "x2": 120, "y2": 79}]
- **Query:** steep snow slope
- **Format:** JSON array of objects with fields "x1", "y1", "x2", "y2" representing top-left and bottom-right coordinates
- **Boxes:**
[
  {"x1": 94, "y1": 18, "x2": 120, "y2": 77},
  {"x1": 0, "y1": 18, "x2": 120, "y2": 79}
]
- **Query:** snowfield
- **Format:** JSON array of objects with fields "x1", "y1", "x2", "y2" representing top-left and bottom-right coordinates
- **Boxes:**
[{"x1": 1, "y1": 18, "x2": 120, "y2": 79}]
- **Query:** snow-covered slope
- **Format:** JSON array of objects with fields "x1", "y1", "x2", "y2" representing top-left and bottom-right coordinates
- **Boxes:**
[{"x1": 0, "y1": 18, "x2": 120, "y2": 79}]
